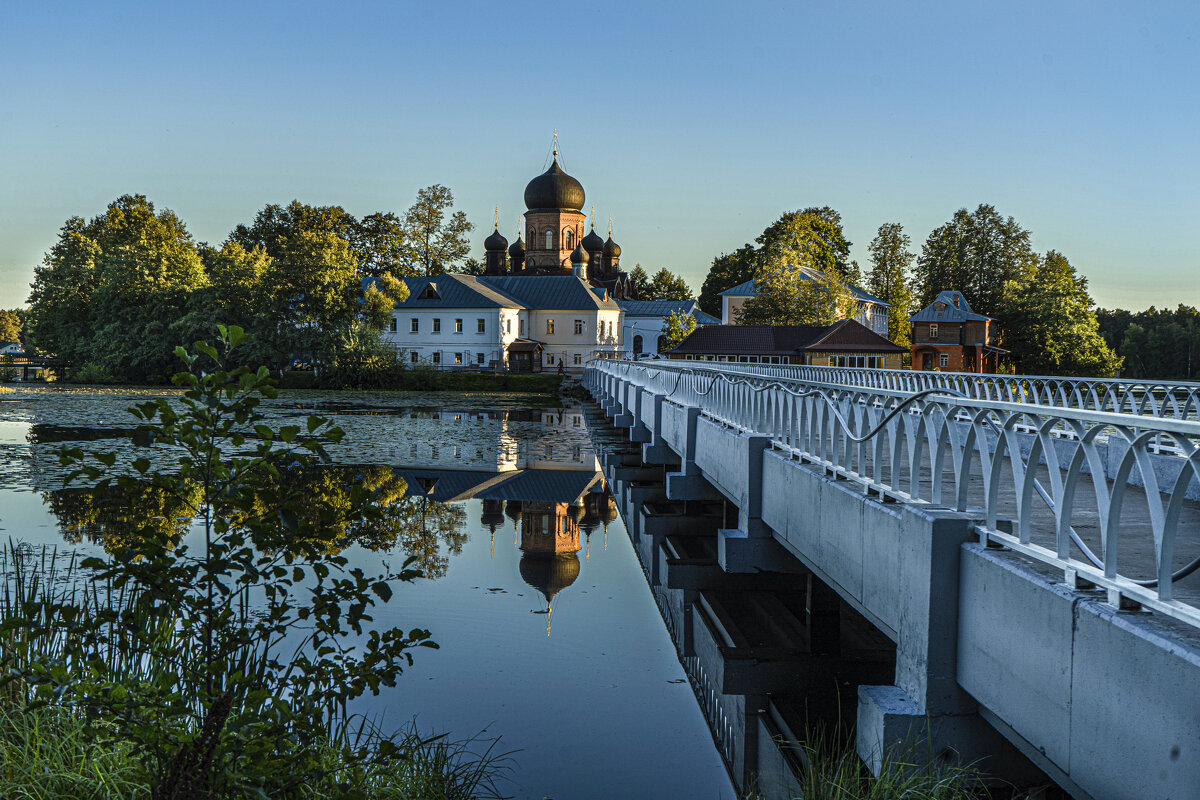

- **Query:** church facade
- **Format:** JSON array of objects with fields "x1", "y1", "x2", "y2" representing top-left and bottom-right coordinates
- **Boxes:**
[{"x1": 481, "y1": 143, "x2": 638, "y2": 301}]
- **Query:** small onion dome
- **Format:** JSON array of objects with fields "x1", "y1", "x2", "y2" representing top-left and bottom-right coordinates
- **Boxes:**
[
  {"x1": 524, "y1": 157, "x2": 586, "y2": 212},
  {"x1": 480, "y1": 499, "x2": 505, "y2": 529},
  {"x1": 504, "y1": 500, "x2": 524, "y2": 522},
  {"x1": 582, "y1": 227, "x2": 605, "y2": 252},
  {"x1": 508, "y1": 235, "x2": 525, "y2": 258},
  {"x1": 519, "y1": 553, "x2": 581, "y2": 604},
  {"x1": 566, "y1": 502, "x2": 585, "y2": 525},
  {"x1": 570, "y1": 243, "x2": 589, "y2": 265},
  {"x1": 484, "y1": 226, "x2": 508, "y2": 251},
  {"x1": 603, "y1": 236, "x2": 621, "y2": 258}
]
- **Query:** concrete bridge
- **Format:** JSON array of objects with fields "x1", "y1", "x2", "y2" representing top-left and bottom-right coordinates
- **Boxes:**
[{"x1": 584, "y1": 360, "x2": 1200, "y2": 800}]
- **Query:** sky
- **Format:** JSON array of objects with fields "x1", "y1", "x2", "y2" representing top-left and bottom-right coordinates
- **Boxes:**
[{"x1": 0, "y1": 0, "x2": 1196, "y2": 311}]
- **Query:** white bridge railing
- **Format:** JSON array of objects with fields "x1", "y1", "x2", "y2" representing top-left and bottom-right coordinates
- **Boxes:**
[
  {"x1": 671, "y1": 362, "x2": 1200, "y2": 421},
  {"x1": 586, "y1": 360, "x2": 1200, "y2": 630}
]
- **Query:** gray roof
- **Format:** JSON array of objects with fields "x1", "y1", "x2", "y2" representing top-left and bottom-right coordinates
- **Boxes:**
[
  {"x1": 477, "y1": 275, "x2": 621, "y2": 311},
  {"x1": 617, "y1": 299, "x2": 720, "y2": 324},
  {"x1": 717, "y1": 267, "x2": 890, "y2": 307},
  {"x1": 670, "y1": 320, "x2": 906, "y2": 355},
  {"x1": 395, "y1": 468, "x2": 602, "y2": 504},
  {"x1": 908, "y1": 291, "x2": 992, "y2": 323},
  {"x1": 364, "y1": 275, "x2": 520, "y2": 309}
]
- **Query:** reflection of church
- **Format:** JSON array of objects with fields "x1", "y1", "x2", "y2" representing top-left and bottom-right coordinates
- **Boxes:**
[{"x1": 482, "y1": 136, "x2": 638, "y2": 301}]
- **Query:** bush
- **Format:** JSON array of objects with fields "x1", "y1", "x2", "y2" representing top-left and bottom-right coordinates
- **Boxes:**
[
  {"x1": 0, "y1": 326, "x2": 508, "y2": 799},
  {"x1": 69, "y1": 361, "x2": 120, "y2": 384}
]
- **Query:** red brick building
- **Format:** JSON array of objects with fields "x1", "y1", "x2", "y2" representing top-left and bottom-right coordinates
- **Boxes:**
[{"x1": 909, "y1": 291, "x2": 1006, "y2": 373}]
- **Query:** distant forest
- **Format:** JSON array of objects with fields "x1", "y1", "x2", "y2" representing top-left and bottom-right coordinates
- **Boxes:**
[{"x1": 1097, "y1": 306, "x2": 1200, "y2": 381}]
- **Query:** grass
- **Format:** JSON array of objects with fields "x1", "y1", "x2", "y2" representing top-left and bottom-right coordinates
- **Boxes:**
[{"x1": 0, "y1": 544, "x2": 510, "y2": 799}]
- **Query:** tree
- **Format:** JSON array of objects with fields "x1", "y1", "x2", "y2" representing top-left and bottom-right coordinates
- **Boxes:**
[
  {"x1": 660, "y1": 310, "x2": 697, "y2": 351},
  {"x1": 698, "y1": 245, "x2": 756, "y2": 316},
  {"x1": 401, "y1": 185, "x2": 473, "y2": 276},
  {"x1": 645, "y1": 268, "x2": 692, "y2": 300},
  {"x1": 866, "y1": 223, "x2": 915, "y2": 347},
  {"x1": 0, "y1": 310, "x2": 21, "y2": 344},
  {"x1": 627, "y1": 265, "x2": 651, "y2": 298},
  {"x1": 913, "y1": 204, "x2": 1037, "y2": 317},
  {"x1": 999, "y1": 251, "x2": 1122, "y2": 377},
  {"x1": 347, "y1": 211, "x2": 407, "y2": 277},
  {"x1": 9, "y1": 328, "x2": 436, "y2": 797},
  {"x1": 737, "y1": 261, "x2": 854, "y2": 326}
]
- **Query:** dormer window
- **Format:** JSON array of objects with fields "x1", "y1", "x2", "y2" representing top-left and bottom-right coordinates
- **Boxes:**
[
  {"x1": 934, "y1": 302, "x2": 946, "y2": 312},
  {"x1": 419, "y1": 283, "x2": 440, "y2": 300}
]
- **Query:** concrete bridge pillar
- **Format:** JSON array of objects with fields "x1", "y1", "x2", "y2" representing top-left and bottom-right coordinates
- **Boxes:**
[
  {"x1": 642, "y1": 394, "x2": 678, "y2": 466},
  {"x1": 614, "y1": 385, "x2": 639, "y2": 429},
  {"x1": 666, "y1": 406, "x2": 721, "y2": 501}
]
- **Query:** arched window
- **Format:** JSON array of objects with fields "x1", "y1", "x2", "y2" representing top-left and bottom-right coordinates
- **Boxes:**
[
  {"x1": 563, "y1": 228, "x2": 574, "y2": 250},
  {"x1": 633, "y1": 335, "x2": 643, "y2": 355},
  {"x1": 545, "y1": 230, "x2": 553, "y2": 250}
]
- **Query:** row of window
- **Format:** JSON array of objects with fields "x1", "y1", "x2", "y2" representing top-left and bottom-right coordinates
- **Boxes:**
[
  {"x1": 407, "y1": 351, "x2": 588, "y2": 367},
  {"x1": 544, "y1": 353, "x2": 584, "y2": 366},
  {"x1": 391, "y1": 316, "x2": 616, "y2": 338},
  {"x1": 683, "y1": 355, "x2": 789, "y2": 363},
  {"x1": 531, "y1": 228, "x2": 580, "y2": 251},
  {"x1": 679, "y1": 354, "x2": 887, "y2": 368},
  {"x1": 829, "y1": 355, "x2": 886, "y2": 368}
]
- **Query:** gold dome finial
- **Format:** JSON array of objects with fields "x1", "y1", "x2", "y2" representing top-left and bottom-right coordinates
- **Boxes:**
[
  {"x1": 608, "y1": 215, "x2": 613, "y2": 237},
  {"x1": 552, "y1": 128, "x2": 558, "y2": 159},
  {"x1": 590, "y1": 206, "x2": 596, "y2": 229},
  {"x1": 493, "y1": 205, "x2": 499, "y2": 229}
]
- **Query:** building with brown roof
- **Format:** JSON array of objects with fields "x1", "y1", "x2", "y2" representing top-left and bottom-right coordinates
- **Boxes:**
[
  {"x1": 908, "y1": 290, "x2": 1006, "y2": 373},
  {"x1": 666, "y1": 319, "x2": 906, "y2": 367}
]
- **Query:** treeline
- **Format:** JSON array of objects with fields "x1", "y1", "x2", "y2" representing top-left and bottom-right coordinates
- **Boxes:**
[
  {"x1": 697, "y1": 204, "x2": 1121, "y2": 377},
  {"x1": 26, "y1": 189, "x2": 473, "y2": 383},
  {"x1": 1097, "y1": 306, "x2": 1200, "y2": 381}
]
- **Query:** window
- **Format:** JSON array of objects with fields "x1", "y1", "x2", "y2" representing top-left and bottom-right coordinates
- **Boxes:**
[
  {"x1": 519, "y1": 319, "x2": 525, "y2": 336},
  {"x1": 546, "y1": 353, "x2": 555, "y2": 365},
  {"x1": 939, "y1": 353, "x2": 949, "y2": 368},
  {"x1": 477, "y1": 318, "x2": 485, "y2": 333},
  {"x1": 573, "y1": 353, "x2": 582, "y2": 365},
  {"x1": 545, "y1": 230, "x2": 553, "y2": 249},
  {"x1": 546, "y1": 319, "x2": 555, "y2": 335},
  {"x1": 389, "y1": 317, "x2": 397, "y2": 332},
  {"x1": 477, "y1": 353, "x2": 485, "y2": 364},
  {"x1": 432, "y1": 318, "x2": 441, "y2": 333},
  {"x1": 410, "y1": 352, "x2": 418, "y2": 363},
  {"x1": 432, "y1": 352, "x2": 440, "y2": 363},
  {"x1": 410, "y1": 318, "x2": 419, "y2": 333},
  {"x1": 506, "y1": 319, "x2": 511, "y2": 334},
  {"x1": 633, "y1": 335, "x2": 643, "y2": 354},
  {"x1": 410, "y1": 444, "x2": 417, "y2": 458},
  {"x1": 929, "y1": 324, "x2": 939, "y2": 339},
  {"x1": 574, "y1": 319, "x2": 583, "y2": 335},
  {"x1": 572, "y1": 446, "x2": 581, "y2": 461},
  {"x1": 454, "y1": 352, "x2": 463, "y2": 364},
  {"x1": 455, "y1": 318, "x2": 463, "y2": 333},
  {"x1": 545, "y1": 445, "x2": 553, "y2": 458}
]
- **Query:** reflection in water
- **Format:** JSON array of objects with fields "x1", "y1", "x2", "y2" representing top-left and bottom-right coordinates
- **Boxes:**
[{"x1": 49, "y1": 481, "x2": 200, "y2": 551}]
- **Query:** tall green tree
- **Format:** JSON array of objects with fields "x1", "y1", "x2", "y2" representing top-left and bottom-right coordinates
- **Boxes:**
[
  {"x1": 999, "y1": 251, "x2": 1121, "y2": 377},
  {"x1": 698, "y1": 245, "x2": 757, "y2": 316},
  {"x1": 0, "y1": 309, "x2": 23, "y2": 344},
  {"x1": 645, "y1": 268, "x2": 692, "y2": 300},
  {"x1": 913, "y1": 204, "x2": 1037, "y2": 317},
  {"x1": 660, "y1": 309, "x2": 697, "y2": 351},
  {"x1": 401, "y1": 185, "x2": 473, "y2": 276},
  {"x1": 756, "y1": 206, "x2": 856, "y2": 281},
  {"x1": 627, "y1": 265, "x2": 651, "y2": 298},
  {"x1": 866, "y1": 223, "x2": 915, "y2": 347},
  {"x1": 737, "y1": 262, "x2": 853, "y2": 326}
]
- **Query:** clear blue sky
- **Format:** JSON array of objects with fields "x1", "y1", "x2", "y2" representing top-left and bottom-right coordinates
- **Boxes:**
[{"x1": 1, "y1": 0, "x2": 1196, "y2": 310}]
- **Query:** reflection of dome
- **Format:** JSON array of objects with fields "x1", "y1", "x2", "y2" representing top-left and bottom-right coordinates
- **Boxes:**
[
  {"x1": 566, "y1": 502, "x2": 584, "y2": 525},
  {"x1": 519, "y1": 553, "x2": 581, "y2": 603},
  {"x1": 504, "y1": 500, "x2": 523, "y2": 522},
  {"x1": 524, "y1": 157, "x2": 585, "y2": 212},
  {"x1": 480, "y1": 499, "x2": 504, "y2": 529}
]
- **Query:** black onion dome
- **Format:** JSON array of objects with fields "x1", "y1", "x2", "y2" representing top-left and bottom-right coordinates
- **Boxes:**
[
  {"x1": 508, "y1": 235, "x2": 525, "y2": 257},
  {"x1": 582, "y1": 227, "x2": 605, "y2": 252},
  {"x1": 518, "y1": 553, "x2": 581, "y2": 603},
  {"x1": 603, "y1": 236, "x2": 621, "y2": 258},
  {"x1": 524, "y1": 157, "x2": 585, "y2": 212},
  {"x1": 504, "y1": 500, "x2": 523, "y2": 522},
  {"x1": 484, "y1": 227, "x2": 508, "y2": 251},
  {"x1": 570, "y1": 243, "x2": 589, "y2": 265}
]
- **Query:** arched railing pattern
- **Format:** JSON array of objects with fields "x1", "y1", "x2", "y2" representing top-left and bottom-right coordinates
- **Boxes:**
[{"x1": 585, "y1": 360, "x2": 1200, "y2": 629}]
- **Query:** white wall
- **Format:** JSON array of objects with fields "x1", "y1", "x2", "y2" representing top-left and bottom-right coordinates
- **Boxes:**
[
  {"x1": 622, "y1": 315, "x2": 669, "y2": 355},
  {"x1": 384, "y1": 308, "x2": 507, "y2": 368}
]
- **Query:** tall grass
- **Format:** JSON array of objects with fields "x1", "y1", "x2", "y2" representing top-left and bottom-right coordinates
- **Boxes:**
[{"x1": 0, "y1": 544, "x2": 510, "y2": 799}]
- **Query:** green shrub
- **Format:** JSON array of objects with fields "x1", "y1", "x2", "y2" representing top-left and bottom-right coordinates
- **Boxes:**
[{"x1": 69, "y1": 361, "x2": 120, "y2": 384}]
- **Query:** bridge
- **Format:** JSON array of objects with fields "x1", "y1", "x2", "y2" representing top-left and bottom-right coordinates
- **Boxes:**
[{"x1": 583, "y1": 360, "x2": 1200, "y2": 800}]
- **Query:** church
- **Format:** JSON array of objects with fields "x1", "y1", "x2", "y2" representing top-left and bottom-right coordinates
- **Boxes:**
[{"x1": 480, "y1": 139, "x2": 638, "y2": 301}]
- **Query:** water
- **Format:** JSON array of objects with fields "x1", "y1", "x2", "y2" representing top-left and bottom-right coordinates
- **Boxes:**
[{"x1": 0, "y1": 386, "x2": 735, "y2": 800}]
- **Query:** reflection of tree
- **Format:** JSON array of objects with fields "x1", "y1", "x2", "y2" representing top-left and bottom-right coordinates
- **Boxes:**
[
  {"x1": 46, "y1": 481, "x2": 201, "y2": 553},
  {"x1": 391, "y1": 496, "x2": 467, "y2": 579},
  {"x1": 44, "y1": 464, "x2": 468, "y2": 578}
]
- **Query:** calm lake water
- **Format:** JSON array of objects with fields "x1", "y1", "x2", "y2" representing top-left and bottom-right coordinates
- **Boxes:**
[{"x1": 0, "y1": 386, "x2": 735, "y2": 800}]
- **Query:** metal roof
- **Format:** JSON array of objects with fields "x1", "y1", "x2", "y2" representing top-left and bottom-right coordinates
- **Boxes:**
[
  {"x1": 669, "y1": 320, "x2": 906, "y2": 355},
  {"x1": 363, "y1": 275, "x2": 521, "y2": 309},
  {"x1": 395, "y1": 468, "x2": 602, "y2": 504},
  {"x1": 617, "y1": 299, "x2": 720, "y2": 324},
  {"x1": 716, "y1": 267, "x2": 890, "y2": 307},
  {"x1": 908, "y1": 291, "x2": 993, "y2": 323},
  {"x1": 477, "y1": 275, "x2": 622, "y2": 311}
]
